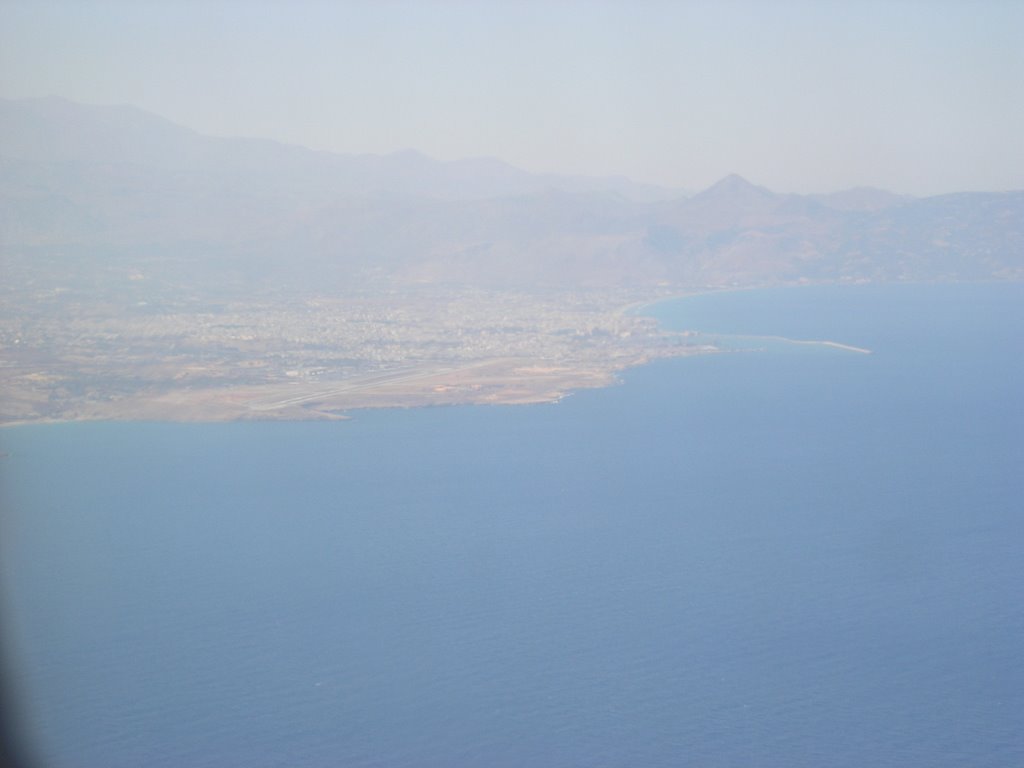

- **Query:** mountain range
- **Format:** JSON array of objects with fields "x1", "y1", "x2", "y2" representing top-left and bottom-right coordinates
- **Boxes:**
[{"x1": 2, "y1": 96, "x2": 1021, "y2": 293}]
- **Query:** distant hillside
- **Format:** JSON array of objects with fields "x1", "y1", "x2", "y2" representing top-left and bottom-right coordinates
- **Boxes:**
[
  {"x1": 2, "y1": 96, "x2": 1022, "y2": 293},
  {"x1": 0, "y1": 96, "x2": 682, "y2": 203}
]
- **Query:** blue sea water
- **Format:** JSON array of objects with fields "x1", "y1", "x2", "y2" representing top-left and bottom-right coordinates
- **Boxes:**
[{"x1": 1, "y1": 282, "x2": 1022, "y2": 767}]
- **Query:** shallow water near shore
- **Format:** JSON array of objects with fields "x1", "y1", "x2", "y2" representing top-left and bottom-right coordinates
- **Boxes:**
[{"x1": 2, "y1": 282, "x2": 1022, "y2": 767}]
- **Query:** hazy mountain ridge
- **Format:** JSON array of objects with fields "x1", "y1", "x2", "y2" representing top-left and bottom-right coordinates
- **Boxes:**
[
  {"x1": 0, "y1": 97, "x2": 682, "y2": 204},
  {"x1": 2, "y1": 96, "x2": 1022, "y2": 292}
]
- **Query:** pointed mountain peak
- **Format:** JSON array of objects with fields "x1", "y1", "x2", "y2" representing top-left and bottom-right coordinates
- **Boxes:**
[{"x1": 695, "y1": 174, "x2": 774, "y2": 200}]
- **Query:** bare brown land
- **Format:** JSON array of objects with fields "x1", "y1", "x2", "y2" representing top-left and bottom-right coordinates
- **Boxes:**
[{"x1": 0, "y1": 286, "x2": 714, "y2": 425}]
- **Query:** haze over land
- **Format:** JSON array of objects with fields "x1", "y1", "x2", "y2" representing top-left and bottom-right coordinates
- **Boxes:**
[
  {"x1": 1, "y1": 97, "x2": 1022, "y2": 424},
  {"x1": 1, "y1": 1, "x2": 1022, "y2": 424},
  {"x1": 3, "y1": 9, "x2": 1024, "y2": 768},
  {"x1": 2, "y1": 1, "x2": 1022, "y2": 196}
]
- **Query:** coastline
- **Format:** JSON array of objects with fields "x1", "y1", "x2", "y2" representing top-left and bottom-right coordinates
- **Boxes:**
[
  {"x1": 0, "y1": 346, "x2": 716, "y2": 428},
  {"x1": 11, "y1": 279, "x2": 972, "y2": 428}
]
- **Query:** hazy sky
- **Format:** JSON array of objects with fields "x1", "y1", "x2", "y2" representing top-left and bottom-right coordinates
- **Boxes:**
[{"x1": 2, "y1": 0, "x2": 1022, "y2": 195}]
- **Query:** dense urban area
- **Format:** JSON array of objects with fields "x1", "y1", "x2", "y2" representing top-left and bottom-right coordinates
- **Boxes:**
[{"x1": 0, "y1": 280, "x2": 711, "y2": 424}]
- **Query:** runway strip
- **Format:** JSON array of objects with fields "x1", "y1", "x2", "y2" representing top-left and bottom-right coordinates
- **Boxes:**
[{"x1": 246, "y1": 360, "x2": 499, "y2": 411}]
